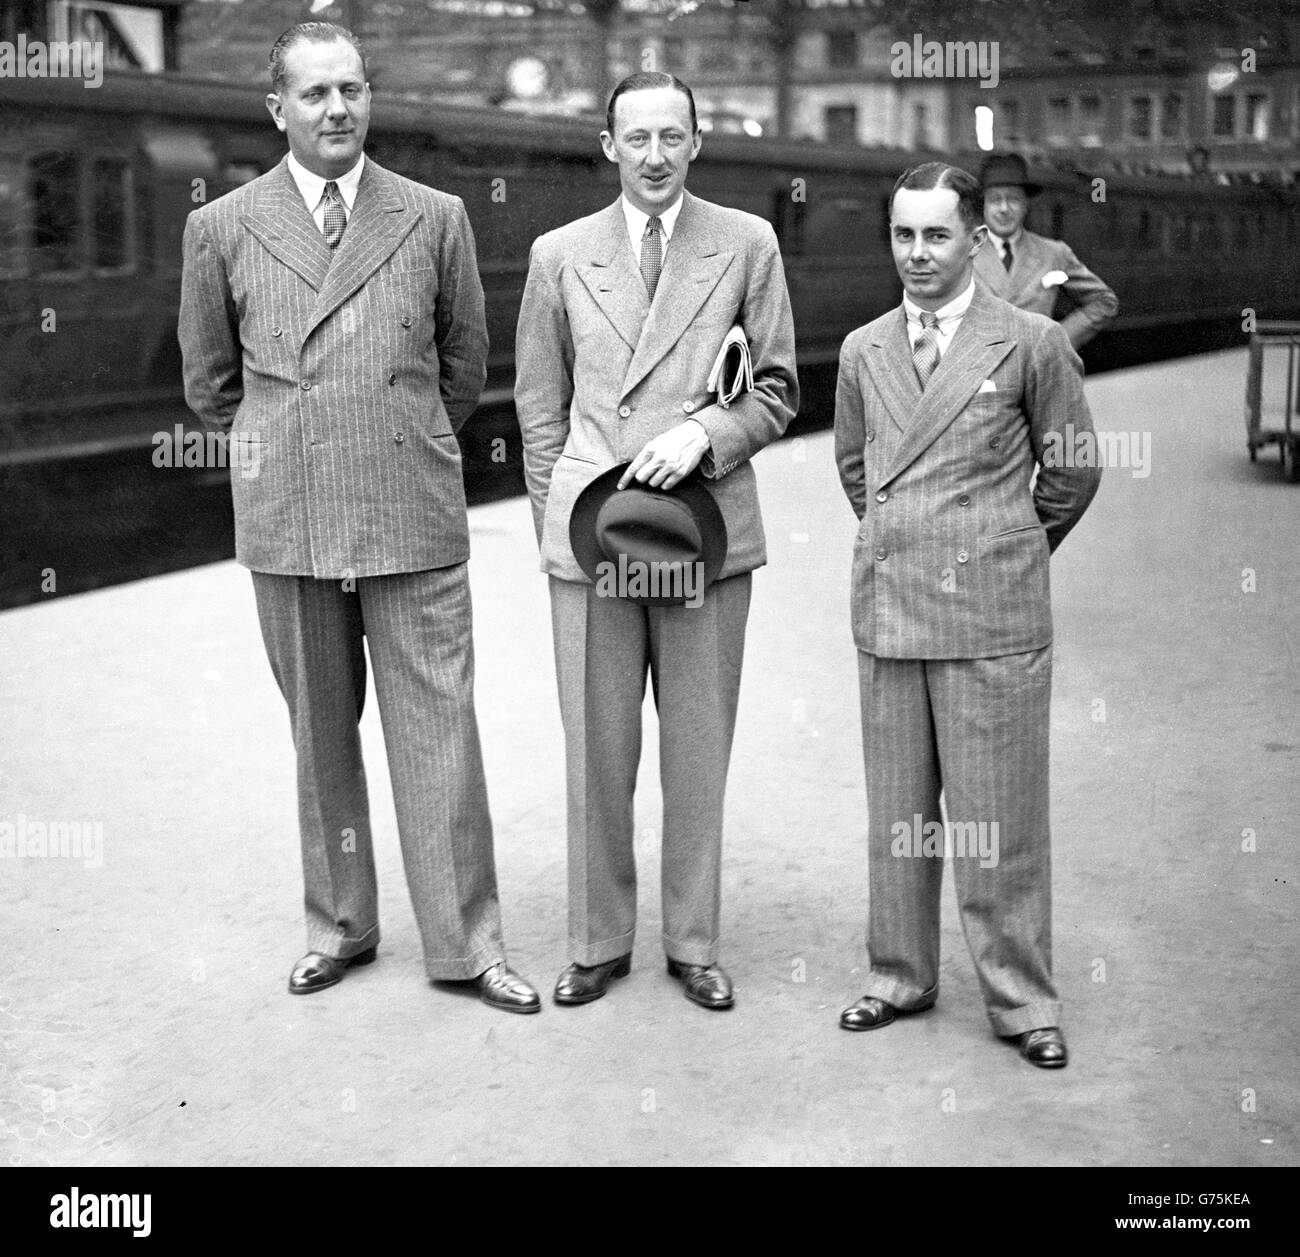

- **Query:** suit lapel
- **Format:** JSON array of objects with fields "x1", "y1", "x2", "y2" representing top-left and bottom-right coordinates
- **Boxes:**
[
  {"x1": 975, "y1": 236, "x2": 1010, "y2": 299},
  {"x1": 240, "y1": 158, "x2": 332, "y2": 293},
  {"x1": 574, "y1": 202, "x2": 648, "y2": 354},
  {"x1": 622, "y1": 193, "x2": 735, "y2": 398},
  {"x1": 881, "y1": 286, "x2": 1015, "y2": 486},
  {"x1": 306, "y1": 159, "x2": 420, "y2": 340},
  {"x1": 865, "y1": 307, "x2": 920, "y2": 436},
  {"x1": 1011, "y1": 230, "x2": 1045, "y2": 300}
]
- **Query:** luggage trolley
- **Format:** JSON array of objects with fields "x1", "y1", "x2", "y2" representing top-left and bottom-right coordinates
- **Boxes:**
[{"x1": 1245, "y1": 321, "x2": 1300, "y2": 481}]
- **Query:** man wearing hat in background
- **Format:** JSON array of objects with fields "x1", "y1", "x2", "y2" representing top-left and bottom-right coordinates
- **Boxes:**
[
  {"x1": 974, "y1": 153, "x2": 1118, "y2": 351},
  {"x1": 515, "y1": 71, "x2": 798, "y2": 1011}
]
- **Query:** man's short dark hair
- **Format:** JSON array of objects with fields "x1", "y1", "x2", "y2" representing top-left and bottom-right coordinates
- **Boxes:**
[
  {"x1": 606, "y1": 72, "x2": 698, "y2": 136},
  {"x1": 268, "y1": 22, "x2": 366, "y2": 96},
  {"x1": 889, "y1": 162, "x2": 983, "y2": 231}
]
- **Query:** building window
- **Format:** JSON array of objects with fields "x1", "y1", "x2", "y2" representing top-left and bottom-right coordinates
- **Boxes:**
[
  {"x1": 1127, "y1": 95, "x2": 1153, "y2": 141},
  {"x1": 1244, "y1": 93, "x2": 1269, "y2": 141},
  {"x1": 826, "y1": 30, "x2": 858, "y2": 71},
  {"x1": 1160, "y1": 93, "x2": 1184, "y2": 140},
  {"x1": 824, "y1": 105, "x2": 857, "y2": 146},
  {"x1": 1047, "y1": 96, "x2": 1071, "y2": 142},
  {"x1": 913, "y1": 103, "x2": 931, "y2": 149},
  {"x1": 1078, "y1": 94, "x2": 1103, "y2": 145},
  {"x1": 1001, "y1": 99, "x2": 1021, "y2": 143},
  {"x1": 31, "y1": 150, "x2": 80, "y2": 274},
  {"x1": 1211, "y1": 94, "x2": 1236, "y2": 137}
]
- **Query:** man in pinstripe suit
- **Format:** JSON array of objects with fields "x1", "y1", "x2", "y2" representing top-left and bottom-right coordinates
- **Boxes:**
[
  {"x1": 834, "y1": 163, "x2": 1101, "y2": 1066},
  {"x1": 178, "y1": 22, "x2": 539, "y2": 1012}
]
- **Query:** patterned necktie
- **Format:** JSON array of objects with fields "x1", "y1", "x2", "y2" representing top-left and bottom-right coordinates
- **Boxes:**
[
  {"x1": 1002, "y1": 240, "x2": 1014, "y2": 272},
  {"x1": 640, "y1": 215, "x2": 663, "y2": 301},
  {"x1": 913, "y1": 310, "x2": 940, "y2": 388},
  {"x1": 321, "y1": 181, "x2": 347, "y2": 249}
]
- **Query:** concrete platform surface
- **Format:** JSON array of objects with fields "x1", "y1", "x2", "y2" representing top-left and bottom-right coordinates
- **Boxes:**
[{"x1": 0, "y1": 348, "x2": 1296, "y2": 1166}]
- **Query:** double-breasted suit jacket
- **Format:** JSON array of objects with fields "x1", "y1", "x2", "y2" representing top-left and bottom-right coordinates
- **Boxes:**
[
  {"x1": 178, "y1": 155, "x2": 507, "y2": 981},
  {"x1": 515, "y1": 191, "x2": 798, "y2": 581},
  {"x1": 834, "y1": 282, "x2": 1101, "y2": 1036},
  {"x1": 179, "y1": 156, "x2": 487, "y2": 579},
  {"x1": 973, "y1": 229, "x2": 1118, "y2": 350},
  {"x1": 835, "y1": 283, "x2": 1100, "y2": 659},
  {"x1": 515, "y1": 191, "x2": 798, "y2": 968}
]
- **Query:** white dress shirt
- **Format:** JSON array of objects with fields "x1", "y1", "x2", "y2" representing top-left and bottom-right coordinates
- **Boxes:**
[
  {"x1": 287, "y1": 152, "x2": 365, "y2": 234},
  {"x1": 903, "y1": 278, "x2": 976, "y2": 357},
  {"x1": 620, "y1": 193, "x2": 684, "y2": 261}
]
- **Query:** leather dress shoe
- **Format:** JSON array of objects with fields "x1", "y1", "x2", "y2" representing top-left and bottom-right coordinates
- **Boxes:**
[
  {"x1": 553, "y1": 954, "x2": 632, "y2": 1005},
  {"x1": 839, "y1": 994, "x2": 935, "y2": 1031},
  {"x1": 1017, "y1": 1026, "x2": 1068, "y2": 1068},
  {"x1": 288, "y1": 945, "x2": 377, "y2": 995},
  {"x1": 665, "y1": 959, "x2": 734, "y2": 1010},
  {"x1": 473, "y1": 962, "x2": 541, "y2": 1014}
]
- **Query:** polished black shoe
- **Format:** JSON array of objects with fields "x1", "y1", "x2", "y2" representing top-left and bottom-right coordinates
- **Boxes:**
[
  {"x1": 839, "y1": 994, "x2": 935, "y2": 1031},
  {"x1": 665, "y1": 959, "x2": 734, "y2": 1010},
  {"x1": 288, "y1": 945, "x2": 377, "y2": 995},
  {"x1": 1017, "y1": 1026, "x2": 1068, "y2": 1069},
  {"x1": 473, "y1": 962, "x2": 541, "y2": 1014},
  {"x1": 553, "y1": 954, "x2": 632, "y2": 1005}
]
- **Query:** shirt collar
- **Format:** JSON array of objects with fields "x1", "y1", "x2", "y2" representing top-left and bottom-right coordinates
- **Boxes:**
[
  {"x1": 904, "y1": 278, "x2": 976, "y2": 327},
  {"x1": 621, "y1": 193, "x2": 685, "y2": 245},
  {"x1": 992, "y1": 226, "x2": 1024, "y2": 254},
  {"x1": 286, "y1": 152, "x2": 365, "y2": 212}
]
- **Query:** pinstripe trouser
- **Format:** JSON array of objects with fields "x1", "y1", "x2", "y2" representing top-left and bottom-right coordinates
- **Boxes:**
[
  {"x1": 251, "y1": 565, "x2": 505, "y2": 981},
  {"x1": 856, "y1": 647, "x2": 1061, "y2": 1036},
  {"x1": 549, "y1": 573, "x2": 751, "y2": 968}
]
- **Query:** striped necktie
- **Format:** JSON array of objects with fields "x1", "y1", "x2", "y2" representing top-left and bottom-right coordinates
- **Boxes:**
[
  {"x1": 321, "y1": 180, "x2": 347, "y2": 249},
  {"x1": 640, "y1": 215, "x2": 663, "y2": 301},
  {"x1": 912, "y1": 310, "x2": 940, "y2": 389}
]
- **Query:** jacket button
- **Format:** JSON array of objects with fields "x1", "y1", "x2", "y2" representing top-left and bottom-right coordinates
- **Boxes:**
[
  {"x1": 958, "y1": 494, "x2": 970, "y2": 506},
  {"x1": 865, "y1": 431, "x2": 875, "y2": 442},
  {"x1": 388, "y1": 372, "x2": 397, "y2": 386},
  {"x1": 875, "y1": 548, "x2": 888, "y2": 562},
  {"x1": 618, "y1": 405, "x2": 631, "y2": 418},
  {"x1": 401, "y1": 315, "x2": 412, "y2": 328},
  {"x1": 300, "y1": 379, "x2": 312, "y2": 391},
  {"x1": 957, "y1": 550, "x2": 969, "y2": 563},
  {"x1": 394, "y1": 432, "x2": 404, "y2": 443},
  {"x1": 989, "y1": 436, "x2": 1000, "y2": 448},
  {"x1": 683, "y1": 400, "x2": 696, "y2": 413},
  {"x1": 271, "y1": 326, "x2": 283, "y2": 337},
  {"x1": 875, "y1": 490, "x2": 888, "y2": 504}
]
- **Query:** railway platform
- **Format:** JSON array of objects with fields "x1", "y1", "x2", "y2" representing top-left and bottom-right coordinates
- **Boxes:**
[{"x1": 0, "y1": 348, "x2": 1295, "y2": 1167}]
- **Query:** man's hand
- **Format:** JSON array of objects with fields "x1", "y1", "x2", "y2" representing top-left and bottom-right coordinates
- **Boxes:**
[{"x1": 618, "y1": 419, "x2": 711, "y2": 490}]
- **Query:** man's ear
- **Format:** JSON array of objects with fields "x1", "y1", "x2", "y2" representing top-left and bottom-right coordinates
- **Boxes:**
[
  {"x1": 599, "y1": 130, "x2": 618, "y2": 163},
  {"x1": 266, "y1": 94, "x2": 286, "y2": 132},
  {"x1": 971, "y1": 224, "x2": 988, "y2": 255}
]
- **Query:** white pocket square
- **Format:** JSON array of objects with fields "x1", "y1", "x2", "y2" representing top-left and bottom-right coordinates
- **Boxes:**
[
  {"x1": 977, "y1": 379, "x2": 998, "y2": 394},
  {"x1": 1042, "y1": 269, "x2": 1069, "y2": 288}
]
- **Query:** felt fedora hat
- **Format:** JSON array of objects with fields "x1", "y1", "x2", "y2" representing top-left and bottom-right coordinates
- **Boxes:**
[
  {"x1": 569, "y1": 464, "x2": 728, "y2": 607},
  {"x1": 979, "y1": 153, "x2": 1042, "y2": 196}
]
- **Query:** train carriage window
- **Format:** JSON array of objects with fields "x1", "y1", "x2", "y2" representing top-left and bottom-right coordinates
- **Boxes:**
[
  {"x1": 92, "y1": 157, "x2": 133, "y2": 272},
  {"x1": 771, "y1": 186, "x2": 806, "y2": 256},
  {"x1": 1136, "y1": 208, "x2": 1151, "y2": 247},
  {"x1": 1050, "y1": 202, "x2": 1066, "y2": 239},
  {"x1": 31, "y1": 151, "x2": 80, "y2": 273},
  {"x1": 0, "y1": 157, "x2": 26, "y2": 276}
]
